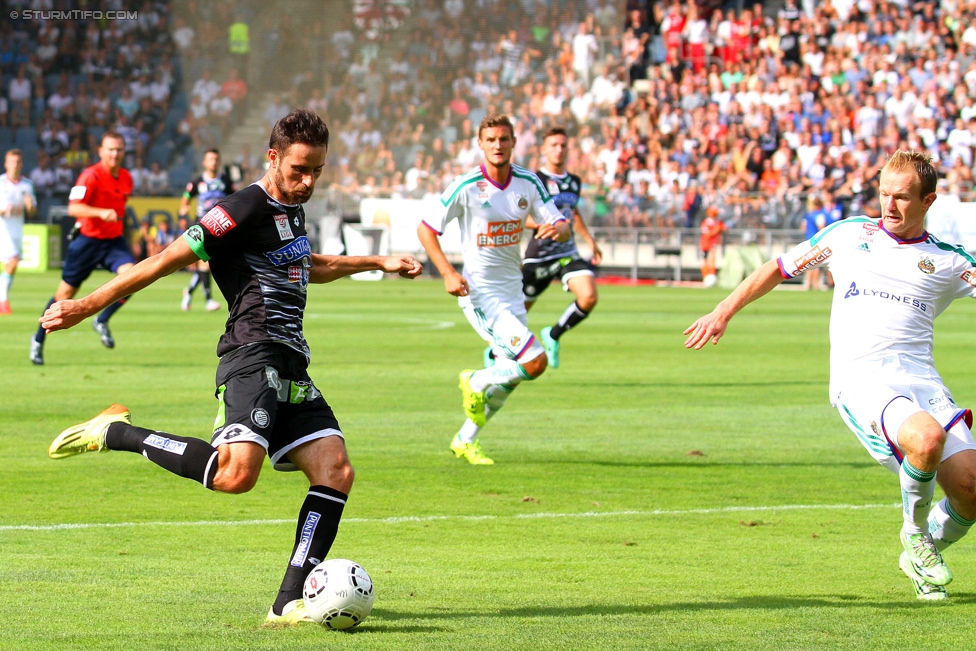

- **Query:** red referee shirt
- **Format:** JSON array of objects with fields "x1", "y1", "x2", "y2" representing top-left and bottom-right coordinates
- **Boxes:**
[{"x1": 68, "y1": 162, "x2": 133, "y2": 240}]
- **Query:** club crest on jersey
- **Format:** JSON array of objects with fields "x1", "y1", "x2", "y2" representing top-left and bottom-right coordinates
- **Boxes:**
[
  {"x1": 516, "y1": 194, "x2": 529, "y2": 210},
  {"x1": 477, "y1": 220, "x2": 523, "y2": 247},
  {"x1": 918, "y1": 256, "x2": 935, "y2": 275},
  {"x1": 265, "y1": 236, "x2": 311, "y2": 266},
  {"x1": 273, "y1": 213, "x2": 294, "y2": 240},
  {"x1": 200, "y1": 206, "x2": 236, "y2": 237}
]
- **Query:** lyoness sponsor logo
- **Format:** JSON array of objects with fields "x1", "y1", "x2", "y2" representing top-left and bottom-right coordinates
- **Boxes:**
[
  {"x1": 844, "y1": 282, "x2": 928, "y2": 312},
  {"x1": 793, "y1": 246, "x2": 831, "y2": 273},
  {"x1": 264, "y1": 236, "x2": 311, "y2": 266}
]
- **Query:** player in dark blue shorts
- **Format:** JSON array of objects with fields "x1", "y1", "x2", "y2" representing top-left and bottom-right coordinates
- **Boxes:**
[
  {"x1": 30, "y1": 132, "x2": 135, "y2": 365},
  {"x1": 41, "y1": 110, "x2": 423, "y2": 625},
  {"x1": 520, "y1": 127, "x2": 602, "y2": 368},
  {"x1": 178, "y1": 148, "x2": 235, "y2": 312}
]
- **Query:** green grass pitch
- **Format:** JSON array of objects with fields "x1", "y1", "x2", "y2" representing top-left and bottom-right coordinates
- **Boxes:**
[{"x1": 2, "y1": 270, "x2": 976, "y2": 650}]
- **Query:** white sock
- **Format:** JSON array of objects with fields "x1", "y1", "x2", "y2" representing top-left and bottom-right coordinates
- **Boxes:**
[
  {"x1": 455, "y1": 384, "x2": 517, "y2": 444},
  {"x1": 0, "y1": 271, "x2": 11, "y2": 301},
  {"x1": 485, "y1": 383, "x2": 515, "y2": 422},
  {"x1": 456, "y1": 419, "x2": 480, "y2": 444},
  {"x1": 469, "y1": 359, "x2": 529, "y2": 391},
  {"x1": 928, "y1": 497, "x2": 976, "y2": 551},
  {"x1": 900, "y1": 459, "x2": 937, "y2": 534}
]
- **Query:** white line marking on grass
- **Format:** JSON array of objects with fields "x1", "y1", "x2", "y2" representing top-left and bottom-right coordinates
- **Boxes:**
[{"x1": 0, "y1": 503, "x2": 899, "y2": 533}]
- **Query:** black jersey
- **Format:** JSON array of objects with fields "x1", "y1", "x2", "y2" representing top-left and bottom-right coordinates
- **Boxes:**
[
  {"x1": 184, "y1": 172, "x2": 234, "y2": 218},
  {"x1": 523, "y1": 169, "x2": 582, "y2": 263},
  {"x1": 182, "y1": 183, "x2": 313, "y2": 362}
]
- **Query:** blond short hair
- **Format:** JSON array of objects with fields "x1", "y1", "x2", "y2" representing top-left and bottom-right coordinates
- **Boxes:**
[{"x1": 881, "y1": 150, "x2": 938, "y2": 198}]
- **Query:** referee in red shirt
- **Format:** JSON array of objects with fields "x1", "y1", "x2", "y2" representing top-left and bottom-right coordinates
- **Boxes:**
[{"x1": 31, "y1": 132, "x2": 135, "y2": 365}]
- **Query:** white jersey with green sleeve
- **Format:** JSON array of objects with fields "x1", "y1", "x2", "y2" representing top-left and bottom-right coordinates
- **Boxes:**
[
  {"x1": 777, "y1": 217, "x2": 976, "y2": 401},
  {"x1": 423, "y1": 164, "x2": 567, "y2": 302}
]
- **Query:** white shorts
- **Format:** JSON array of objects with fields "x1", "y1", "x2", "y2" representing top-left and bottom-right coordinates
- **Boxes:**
[
  {"x1": 459, "y1": 293, "x2": 545, "y2": 363},
  {"x1": 0, "y1": 217, "x2": 24, "y2": 263},
  {"x1": 835, "y1": 377, "x2": 975, "y2": 474}
]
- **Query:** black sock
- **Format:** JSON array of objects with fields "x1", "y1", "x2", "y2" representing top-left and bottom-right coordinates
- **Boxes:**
[
  {"x1": 34, "y1": 297, "x2": 56, "y2": 344},
  {"x1": 550, "y1": 301, "x2": 590, "y2": 340},
  {"x1": 105, "y1": 422, "x2": 219, "y2": 488},
  {"x1": 200, "y1": 271, "x2": 213, "y2": 300},
  {"x1": 272, "y1": 485, "x2": 348, "y2": 615},
  {"x1": 96, "y1": 296, "x2": 129, "y2": 324},
  {"x1": 187, "y1": 272, "x2": 201, "y2": 295}
]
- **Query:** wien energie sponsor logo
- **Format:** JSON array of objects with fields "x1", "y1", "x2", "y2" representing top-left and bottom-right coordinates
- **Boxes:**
[
  {"x1": 961, "y1": 270, "x2": 976, "y2": 288},
  {"x1": 793, "y1": 245, "x2": 831, "y2": 273},
  {"x1": 477, "y1": 220, "x2": 523, "y2": 247}
]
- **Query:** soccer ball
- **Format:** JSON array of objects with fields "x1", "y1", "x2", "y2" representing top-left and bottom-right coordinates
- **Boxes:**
[{"x1": 302, "y1": 559, "x2": 375, "y2": 630}]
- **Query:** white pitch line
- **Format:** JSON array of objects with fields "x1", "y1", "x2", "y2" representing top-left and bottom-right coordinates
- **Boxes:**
[{"x1": 0, "y1": 503, "x2": 898, "y2": 533}]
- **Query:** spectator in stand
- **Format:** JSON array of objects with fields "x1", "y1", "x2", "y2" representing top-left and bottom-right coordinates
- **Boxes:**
[
  {"x1": 29, "y1": 152, "x2": 55, "y2": 201},
  {"x1": 145, "y1": 162, "x2": 170, "y2": 196},
  {"x1": 130, "y1": 157, "x2": 150, "y2": 196}
]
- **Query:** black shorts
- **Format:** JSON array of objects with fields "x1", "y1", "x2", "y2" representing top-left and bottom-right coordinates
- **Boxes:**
[
  {"x1": 522, "y1": 256, "x2": 595, "y2": 302},
  {"x1": 61, "y1": 235, "x2": 135, "y2": 288},
  {"x1": 211, "y1": 342, "x2": 342, "y2": 471}
]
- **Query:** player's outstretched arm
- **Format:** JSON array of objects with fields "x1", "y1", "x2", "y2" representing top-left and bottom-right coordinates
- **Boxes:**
[
  {"x1": 309, "y1": 254, "x2": 423, "y2": 284},
  {"x1": 40, "y1": 238, "x2": 201, "y2": 333},
  {"x1": 683, "y1": 259, "x2": 786, "y2": 350},
  {"x1": 417, "y1": 222, "x2": 469, "y2": 296}
]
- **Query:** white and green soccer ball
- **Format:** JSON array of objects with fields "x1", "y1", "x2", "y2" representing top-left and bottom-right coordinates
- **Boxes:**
[{"x1": 302, "y1": 559, "x2": 375, "y2": 630}]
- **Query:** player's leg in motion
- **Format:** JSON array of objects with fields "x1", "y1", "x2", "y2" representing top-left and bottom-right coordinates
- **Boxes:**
[
  {"x1": 542, "y1": 273, "x2": 598, "y2": 369},
  {"x1": 896, "y1": 411, "x2": 953, "y2": 586},
  {"x1": 454, "y1": 348, "x2": 548, "y2": 465},
  {"x1": 91, "y1": 260, "x2": 135, "y2": 348},
  {"x1": 184, "y1": 261, "x2": 220, "y2": 311},
  {"x1": 0, "y1": 257, "x2": 17, "y2": 314},
  {"x1": 31, "y1": 279, "x2": 81, "y2": 365},
  {"x1": 268, "y1": 436, "x2": 353, "y2": 623}
]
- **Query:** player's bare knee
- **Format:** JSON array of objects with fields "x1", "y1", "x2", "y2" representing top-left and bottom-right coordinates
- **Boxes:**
[
  {"x1": 577, "y1": 292, "x2": 597, "y2": 312},
  {"x1": 327, "y1": 457, "x2": 355, "y2": 492},
  {"x1": 521, "y1": 353, "x2": 547, "y2": 378},
  {"x1": 213, "y1": 467, "x2": 259, "y2": 494}
]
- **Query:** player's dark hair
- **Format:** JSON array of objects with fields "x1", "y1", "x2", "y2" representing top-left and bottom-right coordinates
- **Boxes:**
[
  {"x1": 101, "y1": 131, "x2": 125, "y2": 147},
  {"x1": 478, "y1": 114, "x2": 514, "y2": 139},
  {"x1": 5, "y1": 148, "x2": 22, "y2": 158},
  {"x1": 205, "y1": 148, "x2": 220, "y2": 157},
  {"x1": 883, "y1": 150, "x2": 937, "y2": 198},
  {"x1": 269, "y1": 109, "x2": 330, "y2": 154},
  {"x1": 543, "y1": 126, "x2": 567, "y2": 140}
]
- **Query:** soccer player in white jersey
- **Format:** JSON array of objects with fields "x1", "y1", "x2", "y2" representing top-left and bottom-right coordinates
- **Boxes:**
[
  {"x1": 685, "y1": 150, "x2": 976, "y2": 601},
  {"x1": 418, "y1": 114, "x2": 571, "y2": 465},
  {"x1": 0, "y1": 149, "x2": 37, "y2": 314}
]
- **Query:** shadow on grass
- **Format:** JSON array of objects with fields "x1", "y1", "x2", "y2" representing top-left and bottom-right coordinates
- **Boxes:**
[{"x1": 375, "y1": 593, "x2": 976, "y2": 621}]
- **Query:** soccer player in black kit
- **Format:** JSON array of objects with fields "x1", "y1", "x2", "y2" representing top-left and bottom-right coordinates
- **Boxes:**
[
  {"x1": 179, "y1": 148, "x2": 235, "y2": 312},
  {"x1": 40, "y1": 109, "x2": 423, "y2": 625},
  {"x1": 520, "y1": 127, "x2": 602, "y2": 368}
]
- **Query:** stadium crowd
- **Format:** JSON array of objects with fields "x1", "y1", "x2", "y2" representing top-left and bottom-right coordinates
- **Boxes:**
[
  {"x1": 303, "y1": 0, "x2": 976, "y2": 232},
  {"x1": 4, "y1": 0, "x2": 976, "y2": 235},
  {"x1": 0, "y1": 0, "x2": 255, "y2": 218}
]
